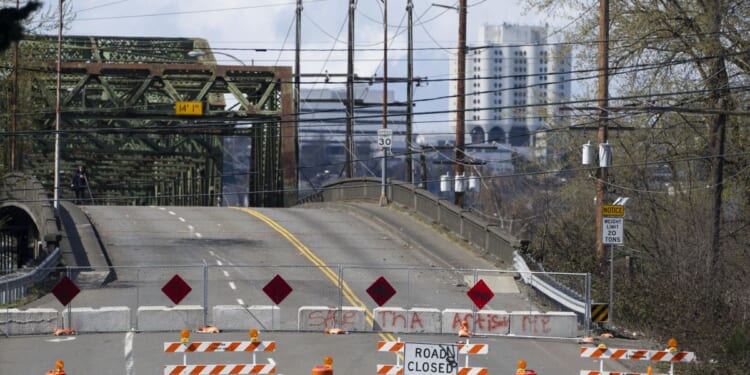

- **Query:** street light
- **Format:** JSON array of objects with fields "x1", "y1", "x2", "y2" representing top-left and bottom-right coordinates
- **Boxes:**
[{"x1": 188, "y1": 49, "x2": 267, "y2": 66}]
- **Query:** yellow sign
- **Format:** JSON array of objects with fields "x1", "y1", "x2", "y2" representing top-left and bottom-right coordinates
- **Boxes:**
[
  {"x1": 602, "y1": 205, "x2": 624, "y2": 217},
  {"x1": 175, "y1": 101, "x2": 203, "y2": 116}
]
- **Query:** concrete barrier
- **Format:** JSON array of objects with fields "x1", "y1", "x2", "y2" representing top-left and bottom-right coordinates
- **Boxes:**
[
  {"x1": 136, "y1": 305, "x2": 203, "y2": 332},
  {"x1": 473, "y1": 310, "x2": 510, "y2": 335},
  {"x1": 509, "y1": 311, "x2": 577, "y2": 338},
  {"x1": 298, "y1": 306, "x2": 367, "y2": 332},
  {"x1": 212, "y1": 305, "x2": 280, "y2": 331},
  {"x1": 0, "y1": 308, "x2": 58, "y2": 335},
  {"x1": 442, "y1": 309, "x2": 511, "y2": 335},
  {"x1": 442, "y1": 308, "x2": 473, "y2": 334},
  {"x1": 63, "y1": 306, "x2": 130, "y2": 333},
  {"x1": 373, "y1": 307, "x2": 441, "y2": 333}
]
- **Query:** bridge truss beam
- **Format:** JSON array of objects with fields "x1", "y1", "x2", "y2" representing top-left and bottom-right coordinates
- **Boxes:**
[{"x1": 15, "y1": 36, "x2": 296, "y2": 207}]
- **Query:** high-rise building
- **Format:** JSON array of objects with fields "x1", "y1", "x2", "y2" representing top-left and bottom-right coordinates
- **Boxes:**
[{"x1": 449, "y1": 24, "x2": 572, "y2": 158}]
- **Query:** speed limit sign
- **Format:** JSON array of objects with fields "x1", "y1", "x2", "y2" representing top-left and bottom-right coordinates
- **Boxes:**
[{"x1": 377, "y1": 128, "x2": 393, "y2": 149}]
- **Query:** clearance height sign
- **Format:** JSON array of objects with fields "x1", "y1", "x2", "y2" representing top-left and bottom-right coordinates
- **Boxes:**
[{"x1": 404, "y1": 342, "x2": 459, "y2": 375}]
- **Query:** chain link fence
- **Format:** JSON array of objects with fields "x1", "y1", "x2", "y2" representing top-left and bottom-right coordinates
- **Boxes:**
[{"x1": 2, "y1": 263, "x2": 589, "y2": 336}]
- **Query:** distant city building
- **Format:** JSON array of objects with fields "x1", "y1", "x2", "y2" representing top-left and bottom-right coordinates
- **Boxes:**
[
  {"x1": 298, "y1": 84, "x2": 407, "y2": 189},
  {"x1": 449, "y1": 24, "x2": 572, "y2": 159}
]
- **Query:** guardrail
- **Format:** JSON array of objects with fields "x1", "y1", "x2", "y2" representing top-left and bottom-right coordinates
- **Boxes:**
[
  {"x1": 299, "y1": 178, "x2": 591, "y2": 329},
  {"x1": 513, "y1": 251, "x2": 589, "y2": 315},
  {"x1": 0, "y1": 247, "x2": 61, "y2": 304}
]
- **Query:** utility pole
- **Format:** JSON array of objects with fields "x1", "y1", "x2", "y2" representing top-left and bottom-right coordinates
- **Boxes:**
[
  {"x1": 53, "y1": 0, "x2": 63, "y2": 211},
  {"x1": 345, "y1": 0, "x2": 356, "y2": 178},
  {"x1": 295, "y1": 0, "x2": 302, "y2": 181},
  {"x1": 10, "y1": 0, "x2": 19, "y2": 172},
  {"x1": 379, "y1": 0, "x2": 389, "y2": 206},
  {"x1": 595, "y1": 0, "x2": 610, "y2": 263},
  {"x1": 295, "y1": 0, "x2": 302, "y2": 124},
  {"x1": 405, "y1": 0, "x2": 414, "y2": 184},
  {"x1": 454, "y1": 0, "x2": 467, "y2": 207}
]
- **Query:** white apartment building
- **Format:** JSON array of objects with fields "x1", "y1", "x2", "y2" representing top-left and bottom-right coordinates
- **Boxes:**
[{"x1": 449, "y1": 24, "x2": 572, "y2": 158}]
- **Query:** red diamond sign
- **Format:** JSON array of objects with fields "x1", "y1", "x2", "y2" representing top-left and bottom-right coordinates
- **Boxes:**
[
  {"x1": 52, "y1": 276, "x2": 80, "y2": 306},
  {"x1": 263, "y1": 274, "x2": 292, "y2": 305},
  {"x1": 367, "y1": 276, "x2": 397, "y2": 306},
  {"x1": 467, "y1": 279, "x2": 494, "y2": 309},
  {"x1": 162, "y1": 274, "x2": 192, "y2": 304}
]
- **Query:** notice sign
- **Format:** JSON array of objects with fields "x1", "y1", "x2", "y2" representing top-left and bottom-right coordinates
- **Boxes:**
[
  {"x1": 404, "y1": 342, "x2": 458, "y2": 375},
  {"x1": 602, "y1": 217, "x2": 624, "y2": 245}
]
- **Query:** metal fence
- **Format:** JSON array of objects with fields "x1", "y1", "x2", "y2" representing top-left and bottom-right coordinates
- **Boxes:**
[
  {"x1": 300, "y1": 178, "x2": 521, "y2": 265},
  {"x1": 1, "y1": 263, "x2": 589, "y2": 335},
  {"x1": 300, "y1": 178, "x2": 593, "y2": 330},
  {"x1": 0, "y1": 247, "x2": 61, "y2": 304}
]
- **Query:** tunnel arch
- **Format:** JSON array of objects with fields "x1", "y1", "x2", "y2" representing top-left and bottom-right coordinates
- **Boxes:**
[{"x1": 0, "y1": 173, "x2": 60, "y2": 269}]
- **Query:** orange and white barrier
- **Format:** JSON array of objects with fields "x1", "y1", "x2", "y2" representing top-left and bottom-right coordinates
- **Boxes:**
[
  {"x1": 164, "y1": 363, "x2": 275, "y2": 375},
  {"x1": 164, "y1": 341, "x2": 276, "y2": 353},
  {"x1": 458, "y1": 343, "x2": 488, "y2": 355},
  {"x1": 164, "y1": 329, "x2": 277, "y2": 375},
  {"x1": 376, "y1": 340, "x2": 488, "y2": 375},
  {"x1": 580, "y1": 339, "x2": 697, "y2": 375},
  {"x1": 579, "y1": 347, "x2": 696, "y2": 362},
  {"x1": 458, "y1": 367, "x2": 487, "y2": 375}
]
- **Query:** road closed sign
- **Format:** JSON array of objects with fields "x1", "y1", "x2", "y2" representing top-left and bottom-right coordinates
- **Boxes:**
[{"x1": 404, "y1": 342, "x2": 458, "y2": 375}]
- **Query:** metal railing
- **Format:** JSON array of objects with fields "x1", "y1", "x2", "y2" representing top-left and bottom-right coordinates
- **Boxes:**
[
  {"x1": 0, "y1": 247, "x2": 61, "y2": 304},
  {"x1": 299, "y1": 178, "x2": 591, "y2": 326}
]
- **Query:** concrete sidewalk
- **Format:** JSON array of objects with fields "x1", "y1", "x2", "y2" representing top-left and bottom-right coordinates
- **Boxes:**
[{"x1": 57, "y1": 201, "x2": 114, "y2": 286}]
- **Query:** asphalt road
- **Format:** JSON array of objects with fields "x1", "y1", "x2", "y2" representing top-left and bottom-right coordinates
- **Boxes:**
[
  {"x1": 1, "y1": 331, "x2": 619, "y2": 375},
  {"x1": 1, "y1": 202, "x2": 634, "y2": 374}
]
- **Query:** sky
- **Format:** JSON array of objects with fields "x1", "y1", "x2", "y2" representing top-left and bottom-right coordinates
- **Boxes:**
[{"x1": 29, "y1": 0, "x2": 567, "y2": 135}]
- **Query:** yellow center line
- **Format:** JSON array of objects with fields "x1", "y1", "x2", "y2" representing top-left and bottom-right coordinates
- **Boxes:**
[{"x1": 234, "y1": 207, "x2": 397, "y2": 343}]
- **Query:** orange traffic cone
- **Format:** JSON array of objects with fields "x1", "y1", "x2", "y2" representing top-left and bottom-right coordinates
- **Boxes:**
[
  {"x1": 195, "y1": 325, "x2": 220, "y2": 333},
  {"x1": 312, "y1": 356, "x2": 334, "y2": 375},
  {"x1": 458, "y1": 320, "x2": 472, "y2": 337},
  {"x1": 324, "y1": 327, "x2": 347, "y2": 334},
  {"x1": 53, "y1": 328, "x2": 76, "y2": 336},
  {"x1": 46, "y1": 360, "x2": 66, "y2": 375}
]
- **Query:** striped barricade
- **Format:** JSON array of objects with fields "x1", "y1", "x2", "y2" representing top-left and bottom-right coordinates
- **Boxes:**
[
  {"x1": 164, "y1": 339, "x2": 277, "y2": 375},
  {"x1": 165, "y1": 363, "x2": 275, "y2": 375},
  {"x1": 164, "y1": 341, "x2": 276, "y2": 353},
  {"x1": 580, "y1": 347, "x2": 696, "y2": 363},
  {"x1": 377, "y1": 341, "x2": 488, "y2": 375},
  {"x1": 580, "y1": 341, "x2": 697, "y2": 375}
]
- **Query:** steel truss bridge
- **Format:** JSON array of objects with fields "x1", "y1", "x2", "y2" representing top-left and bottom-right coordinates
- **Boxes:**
[{"x1": 12, "y1": 35, "x2": 297, "y2": 207}]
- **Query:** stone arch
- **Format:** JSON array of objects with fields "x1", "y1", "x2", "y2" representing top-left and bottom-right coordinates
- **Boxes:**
[
  {"x1": 469, "y1": 127, "x2": 485, "y2": 144},
  {"x1": 0, "y1": 173, "x2": 60, "y2": 254},
  {"x1": 509, "y1": 125, "x2": 529, "y2": 147},
  {"x1": 487, "y1": 127, "x2": 506, "y2": 143}
]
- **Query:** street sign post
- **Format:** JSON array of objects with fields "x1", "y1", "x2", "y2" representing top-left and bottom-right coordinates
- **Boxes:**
[
  {"x1": 466, "y1": 279, "x2": 494, "y2": 309},
  {"x1": 377, "y1": 128, "x2": 393, "y2": 149},
  {"x1": 404, "y1": 342, "x2": 458, "y2": 375},
  {"x1": 602, "y1": 217, "x2": 623, "y2": 245},
  {"x1": 601, "y1": 204, "x2": 625, "y2": 325},
  {"x1": 367, "y1": 276, "x2": 397, "y2": 306},
  {"x1": 263, "y1": 274, "x2": 293, "y2": 305}
]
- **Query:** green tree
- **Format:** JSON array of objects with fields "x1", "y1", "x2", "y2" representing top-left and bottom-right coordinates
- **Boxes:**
[{"x1": 521, "y1": 0, "x2": 750, "y2": 371}]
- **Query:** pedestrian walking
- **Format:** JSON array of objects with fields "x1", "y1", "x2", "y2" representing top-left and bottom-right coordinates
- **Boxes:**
[{"x1": 71, "y1": 166, "x2": 88, "y2": 203}]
